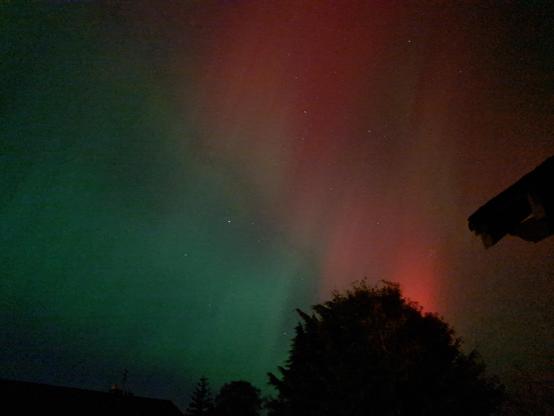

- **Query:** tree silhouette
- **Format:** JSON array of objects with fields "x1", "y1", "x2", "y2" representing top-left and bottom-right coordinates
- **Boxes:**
[
  {"x1": 185, "y1": 377, "x2": 214, "y2": 416},
  {"x1": 268, "y1": 281, "x2": 504, "y2": 416},
  {"x1": 214, "y1": 380, "x2": 262, "y2": 416}
]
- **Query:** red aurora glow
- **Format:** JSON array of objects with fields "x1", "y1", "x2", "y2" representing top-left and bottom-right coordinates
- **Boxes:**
[{"x1": 194, "y1": 2, "x2": 459, "y2": 309}]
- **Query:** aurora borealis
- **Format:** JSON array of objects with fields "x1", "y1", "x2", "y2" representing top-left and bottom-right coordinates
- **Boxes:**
[{"x1": 2, "y1": 1, "x2": 553, "y2": 408}]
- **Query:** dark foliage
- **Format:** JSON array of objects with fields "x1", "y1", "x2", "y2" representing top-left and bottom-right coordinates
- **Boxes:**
[
  {"x1": 214, "y1": 380, "x2": 262, "y2": 416},
  {"x1": 185, "y1": 377, "x2": 213, "y2": 416},
  {"x1": 268, "y1": 281, "x2": 504, "y2": 416}
]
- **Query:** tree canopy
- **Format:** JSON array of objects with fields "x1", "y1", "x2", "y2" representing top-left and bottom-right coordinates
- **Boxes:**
[{"x1": 268, "y1": 281, "x2": 504, "y2": 416}]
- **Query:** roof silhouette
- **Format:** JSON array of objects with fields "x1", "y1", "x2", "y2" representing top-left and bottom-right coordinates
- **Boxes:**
[
  {"x1": 1, "y1": 378, "x2": 183, "y2": 416},
  {"x1": 468, "y1": 156, "x2": 554, "y2": 247}
]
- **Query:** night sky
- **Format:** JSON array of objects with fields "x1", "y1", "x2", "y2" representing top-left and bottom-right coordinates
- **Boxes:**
[{"x1": 2, "y1": 1, "x2": 553, "y2": 409}]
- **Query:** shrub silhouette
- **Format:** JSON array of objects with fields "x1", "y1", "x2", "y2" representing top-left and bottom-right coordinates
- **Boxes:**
[{"x1": 214, "y1": 380, "x2": 262, "y2": 416}]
